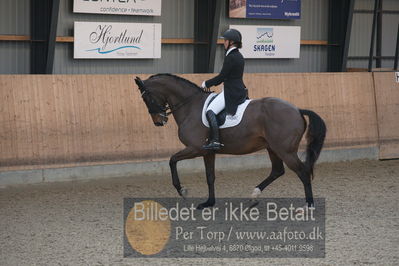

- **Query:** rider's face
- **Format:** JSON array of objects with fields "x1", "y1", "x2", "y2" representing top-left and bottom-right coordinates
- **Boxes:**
[{"x1": 223, "y1": 39, "x2": 231, "y2": 50}]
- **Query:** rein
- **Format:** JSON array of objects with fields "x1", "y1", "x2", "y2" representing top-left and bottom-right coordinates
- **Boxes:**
[
  {"x1": 165, "y1": 90, "x2": 201, "y2": 116},
  {"x1": 141, "y1": 89, "x2": 201, "y2": 117}
]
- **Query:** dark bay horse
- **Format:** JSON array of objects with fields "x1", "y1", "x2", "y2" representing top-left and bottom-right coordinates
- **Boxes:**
[{"x1": 135, "y1": 74, "x2": 326, "y2": 209}]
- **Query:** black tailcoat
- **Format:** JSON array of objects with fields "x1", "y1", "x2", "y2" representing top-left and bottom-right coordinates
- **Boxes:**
[{"x1": 205, "y1": 48, "x2": 247, "y2": 115}]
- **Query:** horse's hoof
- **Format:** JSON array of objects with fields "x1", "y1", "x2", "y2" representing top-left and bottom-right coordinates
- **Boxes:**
[
  {"x1": 179, "y1": 187, "x2": 188, "y2": 199},
  {"x1": 251, "y1": 187, "x2": 261, "y2": 198},
  {"x1": 196, "y1": 201, "x2": 215, "y2": 210}
]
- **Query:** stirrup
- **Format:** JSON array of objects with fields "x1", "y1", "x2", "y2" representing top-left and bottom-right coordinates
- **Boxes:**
[{"x1": 203, "y1": 141, "x2": 223, "y2": 150}]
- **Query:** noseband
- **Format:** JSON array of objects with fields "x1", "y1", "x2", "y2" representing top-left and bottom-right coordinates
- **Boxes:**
[{"x1": 140, "y1": 89, "x2": 170, "y2": 116}]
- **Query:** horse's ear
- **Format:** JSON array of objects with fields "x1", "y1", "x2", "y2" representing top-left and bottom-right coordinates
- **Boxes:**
[{"x1": 134, "y1": 76, "x2": 145, "y2": 91}]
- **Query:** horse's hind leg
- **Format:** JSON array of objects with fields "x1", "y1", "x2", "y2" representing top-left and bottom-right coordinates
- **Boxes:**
[
  {"x1": 280, "y1": 152, "x2": 314, "y2": 207},
  {"x1": 197, "y1": 153, "x2": 216, "y2": 210},
  {"x1": 252, "y1": 148, "x2": 285, "y2": 198}
]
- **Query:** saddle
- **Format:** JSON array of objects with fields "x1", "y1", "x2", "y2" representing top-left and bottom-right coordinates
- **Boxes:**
[{"x1": 202, "y1": 93, "x2": 252, "y2": 129}]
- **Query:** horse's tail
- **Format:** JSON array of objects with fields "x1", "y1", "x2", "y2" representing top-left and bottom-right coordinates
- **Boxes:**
[{"x1": 299, "y1": 109, "x2": 327, "y2": 179}]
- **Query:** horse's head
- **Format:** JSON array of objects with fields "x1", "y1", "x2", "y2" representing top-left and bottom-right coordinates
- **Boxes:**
[{"x1": 135, "y1": 76, "x2": 169, "y2": 126}]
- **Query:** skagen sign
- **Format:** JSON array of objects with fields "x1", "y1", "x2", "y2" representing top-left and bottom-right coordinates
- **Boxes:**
[
  {"x1": 230, "y1": 25, "x2": 300, "y2": 59},
  {"x1": 73, "y1": 0, "x2": 161, "y2": 16},
  {"x1": 74, "y1": 22, "x2": 161, "y2": 59}
]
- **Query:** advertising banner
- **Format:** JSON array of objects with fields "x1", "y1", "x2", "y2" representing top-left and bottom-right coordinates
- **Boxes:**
[
  {"x1": 74, "y1": 22, "x2": 162, "y2": 59},
  {"x1": 230, "y1": 25, "x2": 301, "y2": 59},
  {"x1": 124, "y1": 198, "x2": 325, "y2": 258},
  {"x1": 229, "y1": 0, "x2": 301, "y2": 19},
  {"x1": 73, "y1": 0, "x2": 162, "y2": 16}
]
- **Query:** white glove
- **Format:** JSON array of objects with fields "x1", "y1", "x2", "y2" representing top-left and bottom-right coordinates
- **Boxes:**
[{"x1": 201, "y1": 81, "x2": 207, "y2": 89}]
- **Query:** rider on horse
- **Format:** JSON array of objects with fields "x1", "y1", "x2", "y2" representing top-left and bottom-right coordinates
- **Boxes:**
[{"x1": 201, "y1": 28, "x2": 247, "y2": 151}]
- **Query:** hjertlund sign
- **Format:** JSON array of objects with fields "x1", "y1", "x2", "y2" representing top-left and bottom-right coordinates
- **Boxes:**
[
  {"x1": 230, "y1": 25, "x2": 301, "y2": 59},
  {"x1": 73, "y1": 0, "x2": 162, "y2": 16},
  {"x1": 74, "y1": 22, "x2": 162, "y2": 59}
]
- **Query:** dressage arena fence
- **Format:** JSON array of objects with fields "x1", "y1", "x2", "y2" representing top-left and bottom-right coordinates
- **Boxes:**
[{"x1": 0, "y1": 72, "x2": 398, "y2": 172}]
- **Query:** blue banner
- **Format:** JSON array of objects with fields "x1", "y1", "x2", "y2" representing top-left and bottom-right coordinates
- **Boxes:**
[{"x1": 229, "y1": 0, "x2": 301, "y2": 20}]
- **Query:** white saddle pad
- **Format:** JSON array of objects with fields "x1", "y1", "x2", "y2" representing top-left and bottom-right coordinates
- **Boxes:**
[{"x1": 202, "y1": 92, "x2": 252, "y2": 129}]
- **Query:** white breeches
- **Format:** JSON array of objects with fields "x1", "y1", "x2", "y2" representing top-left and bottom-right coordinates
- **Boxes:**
[{"x1": 206, "y1": 90, "x2": 225, "y2": 115}]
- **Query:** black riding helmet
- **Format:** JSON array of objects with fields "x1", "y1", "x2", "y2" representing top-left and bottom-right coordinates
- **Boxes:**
[{"x1": 221, "y1": 28, "x2": 242, "y2": 43}]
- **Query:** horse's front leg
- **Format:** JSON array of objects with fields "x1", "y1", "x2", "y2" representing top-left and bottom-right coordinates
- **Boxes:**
[
  {"x1": 197, "y1": 153, "x2": 216, "y2": 210},
  {"x1": 169, "y1": 147, "x2": 201, "y2": 198}
]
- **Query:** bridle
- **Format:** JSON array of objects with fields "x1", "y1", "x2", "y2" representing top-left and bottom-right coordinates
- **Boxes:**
[
  {"x1": 138, "y1": 78, "x2": 201, "y2": 118},
  {"x1": 140, "y1": 89, "x2": 169, "y2": 116},
  {"x1": 141, "y1": 89, "x2": 201, "y2": 117}
]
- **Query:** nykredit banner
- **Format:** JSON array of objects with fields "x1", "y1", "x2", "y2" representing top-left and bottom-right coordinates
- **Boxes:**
[
  {"x1": 230, "y1": 25, "x2": 301, "y2": 59},
  {"x1": 229, "y1": 0, "x2": 301, "y2": 19},
  {"x1": 74, "y1": 22, "x2": 161, "y2": 59},
  {"x1": 73, "y1": 0, "x2": 162, "y2": 16}
]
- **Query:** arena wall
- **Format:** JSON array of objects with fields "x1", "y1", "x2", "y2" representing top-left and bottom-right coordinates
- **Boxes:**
[
  {"x1": 373, "y1": 72, "x2": 399, "y2": 159},
  {"x1": 1, "y1": 72, "x2": 396, "y2": 176}
]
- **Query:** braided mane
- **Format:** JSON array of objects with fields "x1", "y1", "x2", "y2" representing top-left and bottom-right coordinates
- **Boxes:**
[{"x1": 148, "y1": 73, "x2": 211, "y2": 94}]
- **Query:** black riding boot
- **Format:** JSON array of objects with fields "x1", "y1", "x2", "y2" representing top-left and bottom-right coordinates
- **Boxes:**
[{"x1": 203, "y1": 110, "x2": 222, "y2": 150}]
